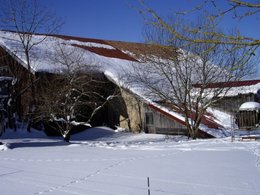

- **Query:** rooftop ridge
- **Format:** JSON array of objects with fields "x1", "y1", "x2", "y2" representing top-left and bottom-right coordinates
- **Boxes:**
[{"x1": 193, "y1": 79, "x2": 260, "y2": 88}]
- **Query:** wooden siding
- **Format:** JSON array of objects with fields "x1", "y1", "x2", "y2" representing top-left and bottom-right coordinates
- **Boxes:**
[
  {"x1": 0, "y1": 46, "x2": 32, "y2": 119},
  {"x1": 212, "y1": 94, "x2": 256, "y2": 113},
  {"x1": 237, "y1": 110, "x2": 260, "y2": 130},
  {"x1": 144, "y1": 105, "x2": 187, "y2": 135}
]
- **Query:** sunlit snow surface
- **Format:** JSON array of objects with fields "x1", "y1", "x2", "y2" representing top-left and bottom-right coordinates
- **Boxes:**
[
  {"x1": 1, "y1": 127, "x2": 260, "y2": 195},
  {"x1": 239, "y1": 101, "x2": 260, "y2": 111}
]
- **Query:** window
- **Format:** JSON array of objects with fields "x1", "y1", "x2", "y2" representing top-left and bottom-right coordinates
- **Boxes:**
[{"x1": 145, "y1": 112, "x2": 154, "y2": 125}]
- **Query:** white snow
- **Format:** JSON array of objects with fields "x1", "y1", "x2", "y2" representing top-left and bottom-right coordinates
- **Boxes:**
[
  {"x1": 1, "y1": 127, "x2": 260, "y2": 195},
  {"x1": 1, "y1": 29, "x2": 260, "y2": 194},
  {"x1": 67, "y1": 39, "x2": 116, "y2": 50},
  {"x1": 0, "y1": 31, "x2": 117, "y2": 72},
  {"x1": 205, "y1": 84, "x2": 260, "y2": 98},
  {"x1": 225, "y1": 84, "x2": 260, "y2": 97},
  {"x1": 207, "y1": 108, "x2": 232, "y2": 129},
  {"x1": 239, "y1": 101, "x2": 260, "y2": 111}
]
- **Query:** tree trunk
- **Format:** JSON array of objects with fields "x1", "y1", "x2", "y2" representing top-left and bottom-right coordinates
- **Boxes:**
[
  {"x1": 63, "y1": 126, "x2": 71, "y2": 142},
  {"x1": 25, "y1": 50, "x2": 36, "y2": 133},
  {"x1": 63, "y1": 133, "x2": 70, "y2": 142},
  {"x1": 187, "y1": 124, "x2": 198, "y2": 139}
]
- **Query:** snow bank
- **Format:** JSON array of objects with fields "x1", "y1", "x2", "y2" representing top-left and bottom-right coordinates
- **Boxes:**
[
  {"x1": 0, "y1": 143, "x2": 9, "y2": 150},
  {"x1": 71, "y1": 126, "x2": 117, "y2": 141}
]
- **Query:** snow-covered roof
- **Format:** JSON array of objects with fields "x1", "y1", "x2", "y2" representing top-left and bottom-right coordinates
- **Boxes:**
[
  {"x1": 239, "y1": 101, "x2": 260, "y2": 111},
  {"x1": 196, "y1": 80, "x2": 260, "y2": 97},
  {"x1": 0, "y1": 31, "x2": 139, "y2": 73},
  {"x1": 0, "y1": 30, "x2": 234, "y2": 137}
]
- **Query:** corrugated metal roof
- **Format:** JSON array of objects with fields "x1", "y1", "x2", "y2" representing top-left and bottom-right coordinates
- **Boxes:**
[
  {"x1": 71, "y1": 44, "x2": 137, "y2": 61},
  {"x1": 51, "y1": 34, "x2": 138, "y2": 61}
]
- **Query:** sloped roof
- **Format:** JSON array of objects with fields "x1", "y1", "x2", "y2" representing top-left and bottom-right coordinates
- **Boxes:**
[
  {"x1": 108, "y1": 40, "x2": 178, "y2": 62},
  {"x1": 193, "y1": 79, "x2": 260, "y2": 98},
  {"x1": 0, "y1": 30, "x2": 140, "y2": 73},
  {"x1": 0, "y1": 30, "x2": 231, "y2": 137},
  {"x1": 194, "y1": 80, "x2": 260, "y2": 88},
  {"x1": 51, "y1": 34, "x2": 138, "y2": 61}
]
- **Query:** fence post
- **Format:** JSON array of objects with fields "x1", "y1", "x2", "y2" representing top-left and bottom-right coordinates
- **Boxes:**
[{"x1": 147, "y1": 177, "x2": 150, "y2": 195}]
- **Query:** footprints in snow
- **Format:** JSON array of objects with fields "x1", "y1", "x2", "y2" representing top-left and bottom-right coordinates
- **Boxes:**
[{"x1": 34, "y1": 151, "x2": 184, "y2": 194}]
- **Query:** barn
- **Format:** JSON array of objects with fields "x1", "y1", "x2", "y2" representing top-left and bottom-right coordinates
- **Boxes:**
[{"x1": 0, "y1": 30, "x2": 255, "y2": 138}]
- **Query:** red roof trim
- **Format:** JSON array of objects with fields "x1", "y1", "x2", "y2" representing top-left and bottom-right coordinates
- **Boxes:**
[{"x1": 194, "y1": 80, "x2": 260, "y2": 89}]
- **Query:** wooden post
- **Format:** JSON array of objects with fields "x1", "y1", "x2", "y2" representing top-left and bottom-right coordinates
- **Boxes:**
[{"x1": 147, "y1": 177, "x2": 150, "y2": 195}]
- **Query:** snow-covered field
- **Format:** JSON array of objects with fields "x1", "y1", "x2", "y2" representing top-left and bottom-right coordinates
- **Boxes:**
[{"x1": 1, "y1": 127, "x2": 260, "y2": 195}]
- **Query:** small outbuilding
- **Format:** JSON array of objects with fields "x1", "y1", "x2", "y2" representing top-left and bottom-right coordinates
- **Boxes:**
[{"x1": 237, "y1": 101, "x2": 260, "y2": 130}]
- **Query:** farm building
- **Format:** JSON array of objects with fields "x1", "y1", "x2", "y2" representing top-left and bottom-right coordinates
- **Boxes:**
[
  {"x1": 205, "y1": 80, "x2": 260, "y2": 114},
  {"x1": 0, "y1": 30, "x2": 258, "y2": 138},
  {"x1": 237, "y1": 101, "x2": 260, "y2": 130}
]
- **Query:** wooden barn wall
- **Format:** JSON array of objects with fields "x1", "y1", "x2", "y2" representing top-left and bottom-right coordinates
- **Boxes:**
[
  {"x1": 144, "y1": 105, "x2": 187, "y2": 135},
  {"x1": 0, "y1": 46, "x2": 31, "y2": 119},
  {"x1": 238, "y1": 110, "x2": 259, "y2": 130},
  {"x1": 212, "y1": 93, "x2": 256, "y2": 113}
]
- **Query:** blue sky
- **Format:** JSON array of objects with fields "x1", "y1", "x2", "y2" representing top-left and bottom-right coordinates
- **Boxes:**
[
  {"x1": 43, "y1": 0, "x2": 146, "y2": 42},
  {"x1": 42, "y1": 0, "x2": 259, "y2": 42}
]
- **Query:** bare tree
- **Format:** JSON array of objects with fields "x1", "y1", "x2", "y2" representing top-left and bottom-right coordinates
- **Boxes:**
[
  {"x1": 139, "y1": 0, "x2": 260, "y2": 49},
  {"x1": 0, "y1": 0, "x2": 63, "y2": 130},
  {"x1": 127, "y1": 17, "x2": 255, "y2": 139},
  {"x1": 37, "y1": 44, "x2": 118, "y2": 142}
]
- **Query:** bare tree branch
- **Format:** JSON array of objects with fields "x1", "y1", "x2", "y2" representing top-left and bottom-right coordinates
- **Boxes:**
[
  {"x1": 37, "y1": 44, "x2": 118, "y2": 142},
  {"x1": 139, "y1": 0, "x2": 260, "y2": 48},
  {"x1": 126, "y1": 16, "x2": 255, "y2": 138}
]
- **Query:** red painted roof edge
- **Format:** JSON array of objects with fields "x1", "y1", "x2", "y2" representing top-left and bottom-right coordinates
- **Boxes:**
[{"x1": 193, "y1": 79, "x2": 260, "y2": 89}]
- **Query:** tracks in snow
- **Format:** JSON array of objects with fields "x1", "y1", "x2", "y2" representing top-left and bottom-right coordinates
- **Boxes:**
[{"x1": 33, "y1": 150, "x2": 185, "y2": 195}]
